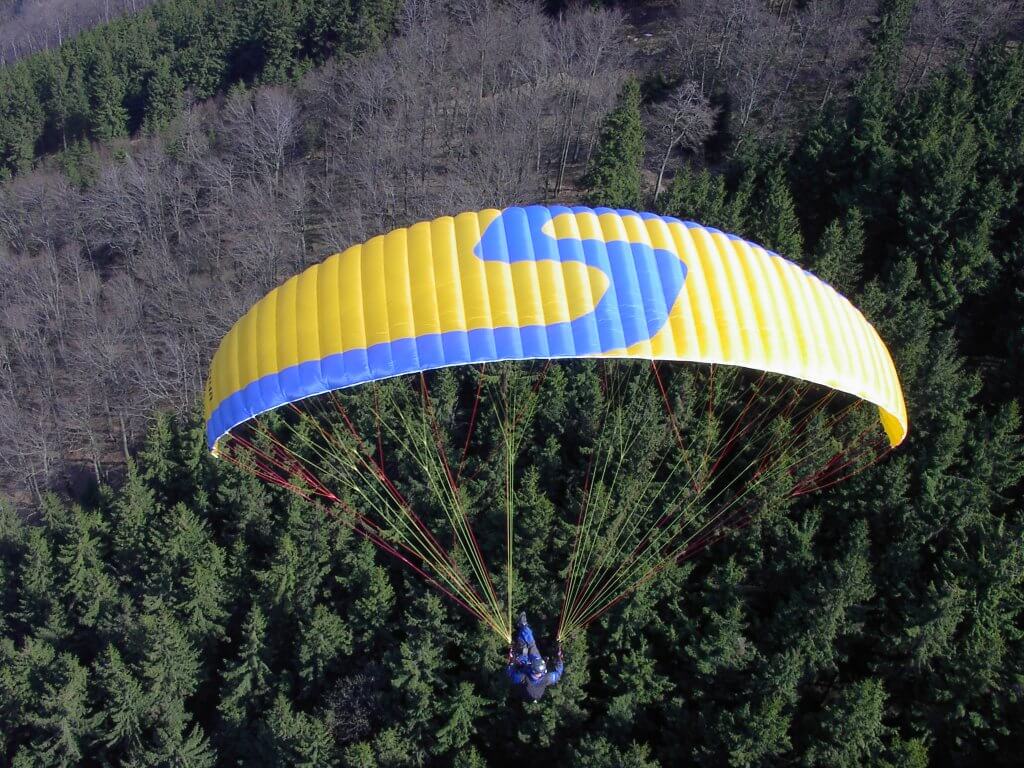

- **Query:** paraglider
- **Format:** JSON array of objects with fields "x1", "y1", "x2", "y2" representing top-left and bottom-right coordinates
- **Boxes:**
[
  {"x1": 203, "y1": 205, "x2": 907, "y2": 648},
  {"x1": 507, "y1": 613, "x2": 563, "y2": 702}
]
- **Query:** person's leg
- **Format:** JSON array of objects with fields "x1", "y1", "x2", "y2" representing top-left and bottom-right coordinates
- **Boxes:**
[
  {"x1": 513, "y1": 624, "x2": 542, "y2": 664},
  {"x1": 515, "y1": 622, "x2": 536, "y2": 651}
]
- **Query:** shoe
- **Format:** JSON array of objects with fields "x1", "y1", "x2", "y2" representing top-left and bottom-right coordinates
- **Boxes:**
[{"x1": 517, "y1": 611, "x2": 528, "y2": 628}]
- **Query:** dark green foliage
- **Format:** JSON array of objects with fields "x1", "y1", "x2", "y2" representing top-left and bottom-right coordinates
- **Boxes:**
[
  {"x1": 584, "y1": 78, "x2": 645, "y2": 209},
  {"x1": 0, "y1": 66, "x2": 44, "y2": 177},
  {"x1": 143, "y1": 55, "x2": 184, "y2": 135},
  {"x1": 85, "y1": 45, "x2": 130, "y2": 142}
]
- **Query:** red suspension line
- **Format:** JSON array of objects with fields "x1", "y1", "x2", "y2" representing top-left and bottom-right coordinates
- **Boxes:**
[
  {"x1": 455, "y1": 366, "x2": 486, "y2": 483},
  {"x1": 419, "y1": 374, "x2": 502, "y2": 610},
  {"x1": 328, "y1": 499, "x2": 488, "y2": 623}
]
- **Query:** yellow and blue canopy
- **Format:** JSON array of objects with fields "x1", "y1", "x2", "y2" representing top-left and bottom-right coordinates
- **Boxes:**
[{"x1": 204, "y1": 205, "x2": 907, "y2": 452}]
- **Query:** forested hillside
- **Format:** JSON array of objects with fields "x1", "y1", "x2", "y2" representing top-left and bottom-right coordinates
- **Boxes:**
[
  {"x1": 1, "y1": 0, "x2": 1023, "y2": 766},
  {"x1": 0, "y1": 0, "x2": 160, "y2": 64},
  {"x1": 0, "y1": 0, "x2": 400, "y2": 176}
]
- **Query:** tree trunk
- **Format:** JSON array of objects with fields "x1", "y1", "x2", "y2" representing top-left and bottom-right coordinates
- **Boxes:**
[{"x1": 654, "y1": 137, "x2": 679, "y2": 205}]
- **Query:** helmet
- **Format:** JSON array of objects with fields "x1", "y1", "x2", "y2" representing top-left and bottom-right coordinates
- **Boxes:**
[{"x1": 531, "y1": 657, "x2": 547, "y2": 677}]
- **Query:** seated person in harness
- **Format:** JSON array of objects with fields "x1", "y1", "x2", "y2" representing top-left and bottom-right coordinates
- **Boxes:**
[{"x1": 507, "y1": 612, "x2": 563, "y2": 701}]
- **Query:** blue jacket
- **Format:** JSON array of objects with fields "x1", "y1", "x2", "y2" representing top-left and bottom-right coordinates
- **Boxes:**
[{"x1": 506, "y1": 624, "x2": 563, "y2": 701}]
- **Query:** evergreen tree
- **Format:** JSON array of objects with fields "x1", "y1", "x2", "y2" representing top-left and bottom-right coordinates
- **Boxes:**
[
  {"x1": 86, "y1": 45, "x2": 129, "y2": 142},
  {"x1": 299, "y1": 0, "x2": 354, "y2": 64},
  {"x1": 584, "y1": 78, "x2": 645, "y2": 209},
  {"x1": 807, "y1": 210, "x2": 865, "y2": 295},
  {"x1": 434, "y1": 681, "x2": 488, "y2": 756},
  {"x1": 752, "y1": 164, "x2": 804, "y2": 259},
  {"x1": 219, "y1": 604, "x2": 272, "y2": 729},
  {"x1": 19, "y1": 652, "x2": 93, "y2": 768},
  {"x1": 388, "y1": 593, "x2": 450, "y2": 741},
  {"x1": 165, "y1": 0, "x2": 236, "y2": 99},
  {"x1": 0, "y1": 65, "x2": 44, "y2": 177},
  {"x1": 38, "y1": 54, "x2": 89, "y2": 151},
  {"x1": 234, "y1": 0, "x2": 301, "y2": 85},
  {"x1": 92, "y1": 646, "x2": 146, "y2": 758},
  {"x1": 297, "y1": 604, "x2": 352, "y2": 691},
  {"x1": 570, "y1": 736, "x2": 660, "y2": 768},
  {"x1": 267, "y1": 694, "x2": 336, "y2": 767},
  {"x1": 347, "y1": 540, "x2": 396, "y2": 649},
  {"x1": 349, "y1": 0, "x2": 400, "y2": 54},
  {"x1": 659, "y1": 163, "x2": 753, "y2": 236},
  {"x1": 143, "y1": 56, "x2": 185, "y2": 135},
  {"x1": 140, "y1": 700, "x2": 217, "y2": 768}
]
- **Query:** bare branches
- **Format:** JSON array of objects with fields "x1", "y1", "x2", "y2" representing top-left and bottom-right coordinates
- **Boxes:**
[
  {"x1": 671, "y1": 0, "x2": 875, "y2": 141},
  {"x1": 649, "y1": 81, "x2": 717, "y2": 203}
]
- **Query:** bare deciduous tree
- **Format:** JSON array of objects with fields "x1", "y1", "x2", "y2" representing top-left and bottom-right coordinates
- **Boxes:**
[{"x1": 650, "y1": 81, "x2": 717, "y2": 203}]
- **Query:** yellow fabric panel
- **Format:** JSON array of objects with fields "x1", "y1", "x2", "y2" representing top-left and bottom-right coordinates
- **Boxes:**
[
  {"x1": 361, "y1": 235, "x2": 389, "y2": 348},
  {"x1": 809, "y1": 278, "x2": 845, "y2": 386},
  {"x1": 719, "y1": 234, "x2": 766, "y2": 365},
  {"x1": 454, "y1": 214, "x2": 491, "y2": 330},
  {"x1": 236, "y1": 303, "x2": 261, "y2": 394},
  {"x1": 383, "y1": 227, "x2": 414, "y2": 341},
  {"x1": 659, "y1": 220, "x2": 704, "y2": 359},
  {"x1": 337, "y1": 244, "x2": 366, "y2": 351},
  {"x1": 736, "y1": 239, "x2": 796, "y2": 367},
  {"x1": 275, "y1": 274, "x2": 299, "y2": 384},
  {"x1": 768, "y1": 254, "x2": 811, "y2": 371},
  {"x1": 317, "y1": 252, "x2": 343, "y2": 364},
  {"x1": 697, "y1": 228, "x2": 744, "y2": 362},
  {"x1": 431, "y1": 217, "x2": 466, "y2": 334},
  {"x1": 296, "y1": 266, "x2": 321, "y2": 367},
  {"x1": 256, "y1": 291, "x2": 280, "y2": 381},
  {"x1": 407, "y1": 220, "x2": 443, "y2": 339}
]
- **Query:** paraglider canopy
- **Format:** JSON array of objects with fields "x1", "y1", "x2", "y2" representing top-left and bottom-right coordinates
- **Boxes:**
[{"x1": 204, "y1": 205, "x2": 906, "y2": 641}]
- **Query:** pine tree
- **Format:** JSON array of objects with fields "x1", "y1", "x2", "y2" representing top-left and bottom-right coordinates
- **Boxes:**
[
  {"x1": 803, "y1": 679, "x2": 889, "y2": 767},
  {"x1": 169, "y1": 0, "x2": 236, "y2": 99},
  {"x1": 219, "y1": 604, "x2": 272, "y2": 728},
  {"x1": 38, "y1": 54, "x2": 89, "y2": 152},
  {"x1": 299, "y1": 0, "x2": 354, "y2": 63},
  {"x1": 570, "y1": 736, "x2": 659, "y2": 768},
  {"x1": 453, "y1": 746, "x2": 488, "y2": 768},
  {"x1": 86, "y1": 45, "x2": 129, "y2": 142},
  {"x1": 152, "y1": 503, "x2": 229, "y2": 649},
  {"x1": 808, "y1": 210, "x2": 865, "y2": 294},
  {"x1": 297, "y1": 604, "x2": 352, "y2": 690},
  {"x1": 20, "y1": 653, "x2": 93, "y2": 768},
  {"x1": 140, "y1": 699, "x2": 217, "y2": 768},
  {"x1": 434, "y1": 682, "x2": 488, "y2": 756},
  {"x1": 0, "y1": 65, "x2": 44, "y2": 176},
  {"x1": 143, "y1": 56, "x2": 185, "y2": 135},
  {"x1": 138, "y1": 598, "x2": 202, "y2": 717},
  {"x1": 584, "y1": 79, "x2": 645, "y2": 210},
  {"x1": 388, "y1": 593, "x2": 449, "y2": 738},
  {"x1": 235, "y1": 0, "x2": 300, "y2": 85},
  {"x1": 347, "y1": 540, "x2": 395, "y2": 649},
  {"x1": 891, "y1": 70, "x2": 1003, "y2": 311},
  {"x1": 266, "y1": 694, "x2": 336, "y2": 767},
  {"x1": 15, "y1": 521, "x2": 70, "y2": 643},
  {"x1": 349, "y1": 0, "x2": 400, "y2": 54},
  {"x1": 752, "y1": 164, "x2": 804, "y2": 259},
  {"x1": 53, "y1": 504, "x2": 117, "y2": 636},
  {"x1": 92, "y1": 646, "x2": 146, "y2": 758}
]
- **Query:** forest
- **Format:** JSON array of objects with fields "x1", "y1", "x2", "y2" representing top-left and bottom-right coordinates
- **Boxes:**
[{"x1": 0, "y1": 0, "x2": 1023, "y2": 766}]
